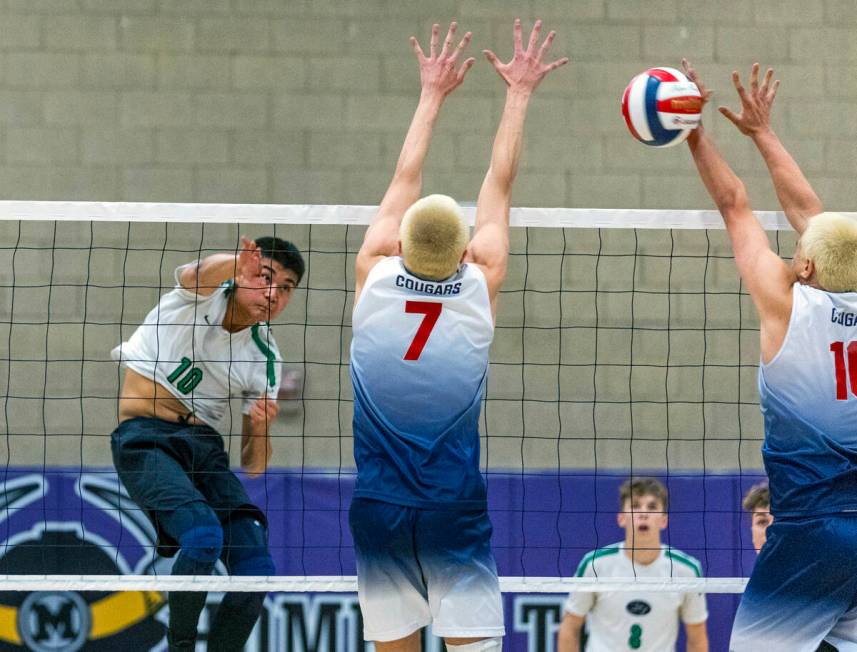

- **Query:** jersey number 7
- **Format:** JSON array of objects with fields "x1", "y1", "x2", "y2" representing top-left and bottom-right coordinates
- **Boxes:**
[
  {"x1": 404, "y1": 301, "x2": 442, "y2": 361},
  {"x1": 830, "y1": 341, "x2": 857, "y2": 400}
]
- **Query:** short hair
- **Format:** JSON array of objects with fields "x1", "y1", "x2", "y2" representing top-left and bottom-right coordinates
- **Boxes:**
[
  {"x1": 254, "y1": 236, "x2": 305, "y2": 284},
  {"x1": 742, "y1": 481, "x2": 770, "y2": 512},
  {"x1": 619, "y1": 477, "x2": 668, "y2": 512},
  {"x1": 799, "y1": 212, "x2": 857, "y2": 292},
  {"x1": 399, "y1": 194, "x2": 468, "y2": 281}
]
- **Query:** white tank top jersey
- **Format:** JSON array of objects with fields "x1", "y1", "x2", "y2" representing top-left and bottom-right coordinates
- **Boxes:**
[
  {"x1": 759, "y1": 283, "x2": 857, "y2": 517},
  {"x1": 111, "y1": 264, "x2": 282, "y2": 436},
  {"x1": 564, "y1": 543, "x2": 707, "y2": 652},
  {"x1": 350, "y1": 256, "x2": 494, "y2": 509}
]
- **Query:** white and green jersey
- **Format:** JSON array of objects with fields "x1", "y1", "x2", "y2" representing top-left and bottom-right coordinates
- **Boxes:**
[
  {"x1": 111, "y1": 264, "x2": 282, "y2": 435},
  {"x1": 565, "y1": 542, "x2": 707, "y2": 652}
]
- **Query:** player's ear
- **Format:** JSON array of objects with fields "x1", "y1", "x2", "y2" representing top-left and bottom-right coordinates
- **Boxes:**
[
  {"x1": 802, "y1": 257, "x2": 816, "y2": 282},
  {"x1": 617, "y1": 512, "x2": 626, "y2": 529}
]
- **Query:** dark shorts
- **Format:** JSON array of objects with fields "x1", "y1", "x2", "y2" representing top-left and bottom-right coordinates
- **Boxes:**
[
  {"x1": 111, "y1": 417, "x2": 265, "y2": 557},
  {"x1": 348, "y1": 498, "x2": 503, "y2": 641},
  {"x1": 730, "y1": 514, "x2": 857, "y2": 651}
]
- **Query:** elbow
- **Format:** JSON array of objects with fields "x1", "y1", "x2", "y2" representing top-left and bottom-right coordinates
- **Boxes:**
[{"x1": 715, "y1": 184, "x2": 749, "y2": 215}]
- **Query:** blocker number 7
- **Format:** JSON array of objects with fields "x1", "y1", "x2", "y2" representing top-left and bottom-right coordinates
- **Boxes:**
[
  {"x1": 831, "y1": 341, "x2": 857, "y2": 400},
  {"x1": 404, "y1": 301, "x2": 442, "y2": 361}
]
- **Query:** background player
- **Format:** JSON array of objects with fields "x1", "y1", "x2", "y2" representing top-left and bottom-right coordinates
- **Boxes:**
[
  {"x1": 742, "y1": 481, "x2": 771, "y2": 554},
  {"x1": 557, "y1": 477, "x2": 709, "y2": 652},
  {"x1": 683, "y1": 59, "x2": 857, "y2": 650},
  {"x1": 111, "y1": 236, "x2": 304, "y2": 651},
  {"x1": 348, "y1": 18, "x2": 567, "y2": 652}
]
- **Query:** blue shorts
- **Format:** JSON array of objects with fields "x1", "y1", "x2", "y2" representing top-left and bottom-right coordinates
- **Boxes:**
[
  {"x1": 731, "y1": 514, "x2": 857, "y2": 651},
  {"x1": 349, "y1": 498, "x2": 504, "y2": 642}
]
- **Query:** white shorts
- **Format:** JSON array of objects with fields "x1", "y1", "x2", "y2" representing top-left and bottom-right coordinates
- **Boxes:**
[{"x1": 349, "y1": 498, "x2": 505, "y2": 642}]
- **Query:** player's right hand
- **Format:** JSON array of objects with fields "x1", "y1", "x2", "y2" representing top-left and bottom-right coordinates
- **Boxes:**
[{"x1": 411, "y1": 22, "x2": 475, "y2": 98}]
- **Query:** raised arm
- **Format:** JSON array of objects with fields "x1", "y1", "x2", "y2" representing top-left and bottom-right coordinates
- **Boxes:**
[
  {"x1": 355, "y1": 22, "x2": 474, "y2": 297},
  {"x1": 180, "y1": 236, "x2": 261, "y2": 296},
  {"x1": 719, "y1": 63, "x2": 823, "y2": 234},
  {"x1": 684, "y1": 60, "x2": 794, "y2": 363},
  {"x1": 465, "y1": 19, "x2": 568, "y2": 305}
]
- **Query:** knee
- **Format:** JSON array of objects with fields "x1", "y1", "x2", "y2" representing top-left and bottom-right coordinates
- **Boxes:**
[
  {"x1": 178, "y1": 525, "x2": 223, "y2": 563},
  {"x1": 223, "y1": 516, "x2": 275, "y2": 576}
]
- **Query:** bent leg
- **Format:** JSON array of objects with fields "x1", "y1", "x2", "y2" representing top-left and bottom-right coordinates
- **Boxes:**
[
  {"x1": 207, "y1": 514, "x2": 275, "y2": 652},
  {"x1": 167, "y1": 503, "x2": 223, "y2": 650}
]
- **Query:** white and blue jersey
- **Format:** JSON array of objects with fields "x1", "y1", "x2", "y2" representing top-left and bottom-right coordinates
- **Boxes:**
[
  {"x1": 758, "y1": 283, "x2": 857, "y2": 517},
  {"x1": 731, "y1": 283, "x2": 857, "y2": 651},
  {"x1": 350, "y1": 256, "x2": 494, "y2": 509}
]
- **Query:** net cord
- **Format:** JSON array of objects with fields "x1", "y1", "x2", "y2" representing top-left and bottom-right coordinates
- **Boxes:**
[
  {"x1": 0, "y1": 200, "x2": 811, "y2": 230},
  {"x1": 0, "y1": 575, "x2": 748, "y2": 593}
]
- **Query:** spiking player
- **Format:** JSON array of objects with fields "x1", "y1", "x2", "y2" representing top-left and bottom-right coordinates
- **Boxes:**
[
  {"x1": 111, "y1": 236, "x2": 304, "y2": 651},
  {"x1": 348, "y1": 19, "x2": 567, "y2": 652},
  {"x1": 683, "y1": 59, "x2": 857, "y2": 650},
  {"x1": 557, "y1": 478, "x2": 709, "y2": 652}
]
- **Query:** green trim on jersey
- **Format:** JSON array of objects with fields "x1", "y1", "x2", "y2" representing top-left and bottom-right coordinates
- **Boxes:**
[
  {"x1": 250, "y1": 323, "x2": 277, "y2": 388},
  {"x1": 575, "y1": 544, "x2": 621, "y2": 577},
  {"x1": 665, "y1": 549, "x2": 703, "y2": 577}
]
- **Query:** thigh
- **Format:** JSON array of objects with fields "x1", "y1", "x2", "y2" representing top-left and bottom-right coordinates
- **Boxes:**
[
  {"x1": 112, "y1": 420, "x2": 206, "y2": 520},
  {"x1": 348, "y1": 499, "x2": 431, "y2": 642},
  {"x1": 415, "y1": 509, "x2": 504, "y2": 640},
  {"x1": 731, "y1": 516, "x2": 857, "y2": 651},
  {"x1": 188, "y1": 431, "x2": 255, "y2": 524}
]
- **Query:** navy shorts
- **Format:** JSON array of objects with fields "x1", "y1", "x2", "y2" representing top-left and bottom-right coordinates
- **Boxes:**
[
  {"x1": 349, "y1": 498, "x2": 504, "y2": 642},
  {"x1": 111, "y1": 417, "x2": 265, "y2": 557},
  {"x1": 731, "y1": 514, "x2": 857, "y2": 651}
]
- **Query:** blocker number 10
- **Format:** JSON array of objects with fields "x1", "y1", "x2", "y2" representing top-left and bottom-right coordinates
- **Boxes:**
[{"x1": 830, "y1": 341, "x2": 857, "y2": 400}]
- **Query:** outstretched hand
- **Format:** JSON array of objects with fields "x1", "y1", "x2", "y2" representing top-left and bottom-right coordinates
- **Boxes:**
[
  {"x1": 681, "y1": 58, "x2": 713, "y2": 108},
  {"x1": 411, "y1": 22, "x2": 475, "y2": 98},
  {"x1": 484, "y1": 18, "x2": 569, "y2": 93},
  {"x1": 719, "y1": 62, "x2": 780, "y2": 136}
]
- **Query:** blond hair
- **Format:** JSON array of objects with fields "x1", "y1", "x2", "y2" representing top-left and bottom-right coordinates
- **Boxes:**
[
  {"x1": 800, "y1": 212, "x2": 857, "y2": 292},
  {"x1": 399, "y1": 194, "x2": 468, "y2": 281}
]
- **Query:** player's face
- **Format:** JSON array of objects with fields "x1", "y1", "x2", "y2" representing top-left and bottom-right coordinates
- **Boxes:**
[
  {"x1": 751, "y1": 507, "x2": 773, "y2": 553},
  {"x1": 235, "y1": 257, "x2": 299, "y2": 323},
  {"x1": 618, "y1": 495, "x2": 668, "y2": 540}
]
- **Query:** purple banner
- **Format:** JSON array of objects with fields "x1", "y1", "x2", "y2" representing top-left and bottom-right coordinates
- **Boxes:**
[{"x1": 0, "y1": 469, "x2": 762, "y2": 650}]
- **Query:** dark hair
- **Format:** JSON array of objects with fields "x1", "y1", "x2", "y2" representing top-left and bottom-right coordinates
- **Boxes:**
[
  {"x1": 742, "y1": 481, "x2": 770, "y2": 512},
  {"x1": 619, "y1": 477, "x2": 668, "y2": 512},
  {"x1": 254, "y1": 236, "x2": 305, "y2": 283}
]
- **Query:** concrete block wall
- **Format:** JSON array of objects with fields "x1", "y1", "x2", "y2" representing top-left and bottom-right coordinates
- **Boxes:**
[{"x1": 0, "y1": 1, "x2": 845, "y2": 471}]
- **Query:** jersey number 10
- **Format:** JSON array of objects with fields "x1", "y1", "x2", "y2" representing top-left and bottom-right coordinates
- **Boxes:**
[{"x1": 830, "y1": 341, "x2": 857, "y2": 400}]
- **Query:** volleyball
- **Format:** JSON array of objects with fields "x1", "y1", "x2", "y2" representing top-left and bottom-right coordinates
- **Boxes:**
[{"x1": 621, "y1": 67, "x2": 702, "y2": 148}]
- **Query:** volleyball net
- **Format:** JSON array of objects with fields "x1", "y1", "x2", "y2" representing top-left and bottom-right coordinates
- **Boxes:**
[{"x1": 0, "y1": 201, "x2": 800, "y2": 600}]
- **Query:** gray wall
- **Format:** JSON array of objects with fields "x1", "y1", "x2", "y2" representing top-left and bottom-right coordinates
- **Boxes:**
[{"x1": 0, "y1": 1, "x2": 842, "y2": 471}]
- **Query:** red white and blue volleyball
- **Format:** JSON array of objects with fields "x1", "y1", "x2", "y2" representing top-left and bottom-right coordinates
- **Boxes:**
[{"x1": 622, "y1": 67, "x2": 702, "y2": 148}]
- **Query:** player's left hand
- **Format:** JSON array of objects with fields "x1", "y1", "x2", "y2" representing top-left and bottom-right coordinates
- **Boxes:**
[
  {"x1": 718, "y1": 62, "x2": 780, "y2": 136},
  {"x1": 249, "y1": 396, "x2": 279, "y2": 428},
  {"x1": 484, "y1": 19, "x2": 568, "y2": 93}
]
